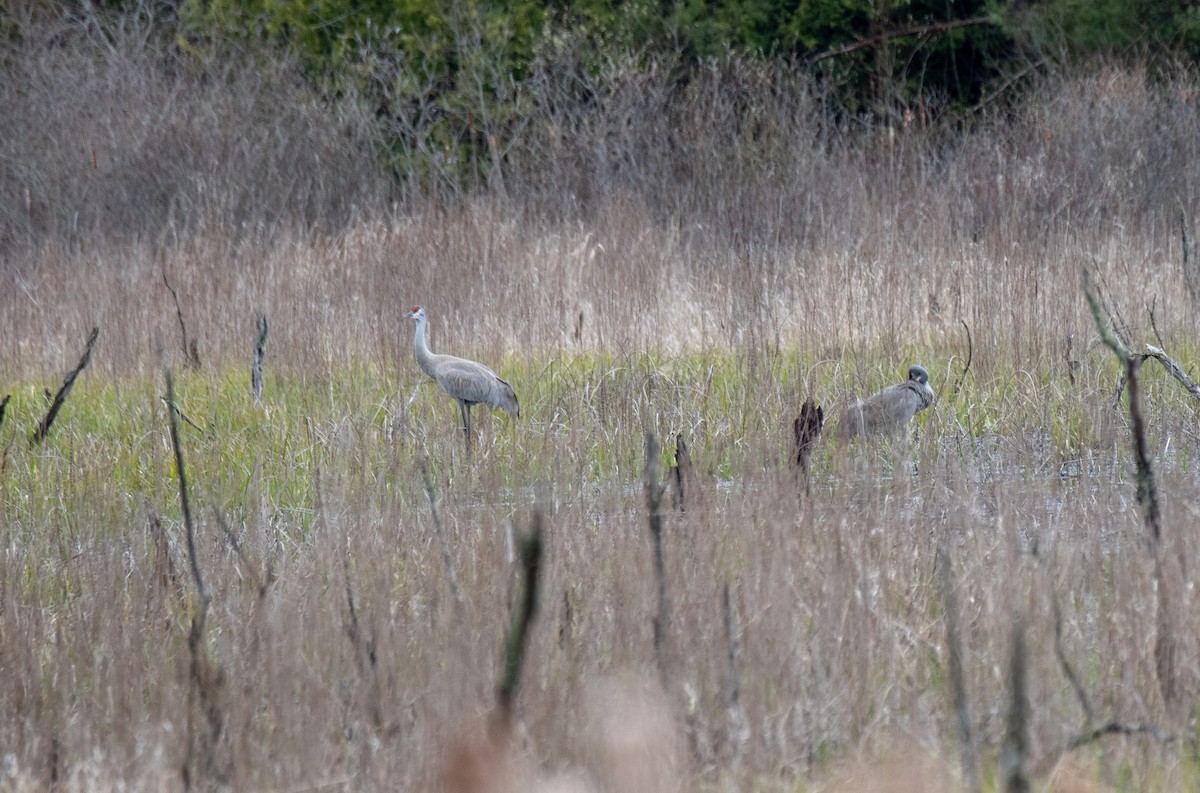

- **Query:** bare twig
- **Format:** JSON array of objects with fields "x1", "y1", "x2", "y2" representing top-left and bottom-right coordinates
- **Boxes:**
[
  {"x1": 160, "y1": 395, "x2": 205, "y2": 433},
  {"x1": 32, "y1": 326, "x2": 99, "y2": 446},
  {"x1": 164, "y1": 347, "x2": 225, "y2": 789},
  {"x1": 1066, "y1": 721, "x2": 1173, "y2": 751},
  {"x1": 1142, "y1": 344, "x2": 1200, "y2": 402},
  {"x1": 212, "y1": 507, "x2": 272, "y2": 598},
  {"x1": 962, "y1": 56, "x2": 1052, "y2": 119},
  {"x1": 1002, "y1": 620, "x2": 1030, "y2": 793},
  {"x1": 496, "y1": 516, "x2": 543, "y2": 724},
  {"x1": 1181, "y1": 202, "x2": 1199, "y2": 310},
  {"x1": 251, "y1": 313, "x2": 268, "y2": 403},
  {"x1": 937, "y1": 545, "x2": 981, "y2": 793},
  {"x1": 951, "y1": 320, "x2": 972, "y2": 397},
  {"x1": 1127, "y1": 356, "x2": 1161, "y2": 541},
  {"x1": 1050, "y1": 585, "x2": 1094, "y2": 726},
  {"x1": 807, "y1": 16, "x2": 991, "y2": 64},
  {"x1": 644, "y1": 432, "x2": 670, "y2": 683},
  {"x1": 670, "y1": 432, "x2": 692, "y2": 511},
  {"x1": 1085, "y1": 275, "x2": 1161, "y2": 539},
  {"x1": 1148, "y1": 297, "x2": 1166, "y2": 352},
  {"x1": 164, "y1": 271, "x2": 201, "y2": 369},
  {"x1": 720, "y1": 581, "x2": 748, "y2": 763},
  {"x1": 418, "y1": 455, "x2": 462, "y2": 608}
]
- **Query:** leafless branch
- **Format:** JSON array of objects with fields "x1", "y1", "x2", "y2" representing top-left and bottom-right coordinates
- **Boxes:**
[
  {"x1": 1002, "y1": 621, "x2": 1030, "y2": 793},
  {"x1": 952, "y1": 320, "x2": 972, "y2": 397},
  {"x1": 419, "y1": 455, "x2": 462, "y2": 609},
  {"x1": 164, "y1": 271, "x2": 200, "y2": 369},
  {"x1": 497, "y1": 515, "x2": 543, "y2": 724},
  {"x1": 644, "y1": 432, "x2": 670, "y2": 683},
  {"x1": 937, "y1": 544, "x2": 981, "y2": 793},
  {"x1": 807, "y1": 16, "x2": 992, "y2": 65},
  {"x1": 251, "y1": 313, "x2": 268, "y2": 403},
  {"x1": 32, "y1": 326, "x2": 99, "y2": 446},
  {"x1": 160, "y1": 395, "x2": 205, "y2": 433}
]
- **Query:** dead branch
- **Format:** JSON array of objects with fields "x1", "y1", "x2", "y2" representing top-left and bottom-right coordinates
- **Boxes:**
[
  {"x1": 1181, "y1": 202, "x2": 1199, "y2": 310},
  {"x1": 164, "y1": 271, "x2": 200, "y2": 369},
  {"x1": 720, "y1": 581, "x2": 748, "y2": 764},
  {"x1": 952, "y1": 320, "x2": 972, "y2": 397},
  {"x1": 159, "y1": 395, "x2": 205, "y2": 433},
  {"x1": 1084, "y1": 273, "x2": 1176, "y2": 712},
  {"x1": 962, "y1": 56, "x2": 1052, "y2": 119},
  {"x1": 644, "y1": 432, "x2": 670, "y2": 683},
  {"x1": 937, "y1": 545, "x2": 981, "y2": 793},
  {"x1": 1142, "y1": 344, "x2": 1200, "y2": 402},
  {"x1": 212, "y1": 507, "x2": 273, "y2": 598},
  {"x1": 319, "y1": 466, "x2": 384, "y2": 733},
  {"x1": 1050, "y1": 585, "x2": 1094, "y2": 727},
  {"x1": 1066, "y1": 721, "x2": 1173, "y2": 751},
  {"x1": 419, "y1": 455, "x2": 462, "y2": 610},
  {"x1": 1001, "y1": 621, "x2": 1030, "y2": 793},
  {"x1": 807, "y1": 16, "x2": 991, "y2": 64},
  {"x1": 670, "y1": 432, "x2": 692, "y2": 511},
  {"x1": 164, "y1": 350, "x2": 226, "y2": 789},
  {"x1": 251, "y1": 313, "x2": 268, "y2": 403},
  {"x1": 31, "y1": 326, "x2": 98, "y2": 446},
  {"x1": 496, "y1": 516, "x2": 543, "y2": 725}
]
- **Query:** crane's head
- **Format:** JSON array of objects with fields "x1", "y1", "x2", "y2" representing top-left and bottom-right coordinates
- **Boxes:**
[
  {"x1": 406, "y1": 305, "x2": 425, "y2": 322},
  {"x1": 907, "y1": 364, "x2": 934, "y2": 408}
]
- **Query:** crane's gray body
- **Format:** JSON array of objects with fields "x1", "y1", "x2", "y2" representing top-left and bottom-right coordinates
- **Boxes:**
[
  {"x1": 407, "y1": 306, "x2": 519, "y2": 439},
  {"x1": 837, "y1": 365, "x2": 934, "y2": 441}
]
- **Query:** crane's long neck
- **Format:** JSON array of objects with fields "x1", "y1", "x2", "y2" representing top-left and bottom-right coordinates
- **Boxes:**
[{"x1": 412, "y1": 316, "x2": 439, "y2": 379}]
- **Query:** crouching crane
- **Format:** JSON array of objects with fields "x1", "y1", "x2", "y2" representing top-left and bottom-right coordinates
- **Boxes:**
[
  {"x1": 837, "y1": 364, "x2": 934, "y2": 441},
  {"x1": 406, "y1": 306, "x2": 520, "y2": 444}
]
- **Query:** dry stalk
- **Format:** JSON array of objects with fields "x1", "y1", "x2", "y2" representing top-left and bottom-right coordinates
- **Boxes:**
[
  {"x1": 163, "y1": 271, "x2": 201, "y2": 369},
  {"x1": 314, "y1": 466, "x2": 384, "y2": 734},
  {"x1": 720, "y1": 581, "x2": 748, "y2": 765},
  {"x1": 251, "y1": 312, "x2": 268, "y2": 403},
  {"x1": 212, "y1": 507, "x2": 273, "y2": 599},
  {"x1": 31, "y1": 326, "x2": 98, "y2": 446},
  {"x1": 497, "y1": 516, "x2": 543, "y2": 725},
  {"x1": 951, "y1": 319, "x2": 972, "y2": 397},
  {"x1": 1084, "y1": 272, "x2": 1179, "y2": 715},
  {"x1": 644, "y1": 432, "x2": 670, "y2": 683},
  {"x1": 164, "y1": 353, "x2": 226, "y2": 789},
  {"x1": 1181, "y1": 202, "x2": 1199, "y2": 310},
  {"x1": 670, "y1": 432, "x2": 692, "y2": 511},
  {"x1": 418, "y1": 454, "x2": 462, "y2": 610},
  {"x1": 936, "y1": 544, "x2": 981, "y2": 793},
  {"x1": 1001, "y1": 620, "x2": 1030, "y2": 793},
  {"x1": 159, "y1": 395, "x2": 205, "y2": 433}
]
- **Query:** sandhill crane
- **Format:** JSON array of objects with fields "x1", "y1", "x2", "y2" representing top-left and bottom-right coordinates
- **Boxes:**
[
  {"x1": 837, "y1": 364, "x2": 934, "y2": 441},
  {"x1": 406, "y1": 306, "x2": 520, "y2": 443}
]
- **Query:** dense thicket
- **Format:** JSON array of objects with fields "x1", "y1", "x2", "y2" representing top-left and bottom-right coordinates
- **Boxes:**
[{"x1": 0, "y1": 0, "x2": 1197, "y2": 250}]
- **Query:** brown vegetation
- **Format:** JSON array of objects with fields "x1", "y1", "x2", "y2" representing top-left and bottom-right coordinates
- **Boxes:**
[{"x1": 2, "y1": 9, "x2": 1200, "y2": 793}]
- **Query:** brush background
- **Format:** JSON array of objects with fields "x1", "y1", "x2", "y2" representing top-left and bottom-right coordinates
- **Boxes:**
[{"x1": 2, "y1": 5, "x2": 1199, "y2": 791}]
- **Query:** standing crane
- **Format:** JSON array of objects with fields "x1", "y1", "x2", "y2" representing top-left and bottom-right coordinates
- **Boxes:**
[
  {"x1": 406, "y1": 305, "x2": 520, "y2": 443},
  {"x1": 837, "y1": 364, "x2": 934, "y2": 441}
]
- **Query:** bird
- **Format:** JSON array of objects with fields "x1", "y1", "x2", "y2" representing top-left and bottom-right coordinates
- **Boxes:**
[
  {"x1": 406, "y1": 305, "x2": 520, "y2": 443},
  {"x1": 837, "y1": 364, "x2": 934, "y2": 441}
]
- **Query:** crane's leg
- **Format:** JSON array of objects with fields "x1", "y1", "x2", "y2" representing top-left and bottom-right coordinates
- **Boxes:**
[{"x1": 460, "y1": 402, "x2": 472, "y2": 446}]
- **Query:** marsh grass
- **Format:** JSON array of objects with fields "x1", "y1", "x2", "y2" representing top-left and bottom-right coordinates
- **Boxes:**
[{"x1": 4, "y1": 9, "x2": 1200, "y2": 792}]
